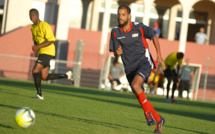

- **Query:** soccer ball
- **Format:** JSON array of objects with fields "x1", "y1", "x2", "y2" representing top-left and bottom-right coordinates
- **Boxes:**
[{"x1": 15, "y1": 107, "x2": 35, "y2": 128}]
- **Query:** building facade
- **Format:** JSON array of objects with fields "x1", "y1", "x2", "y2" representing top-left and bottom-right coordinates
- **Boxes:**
[{"x1": 1, "y1": 0, "x2": 215, "y2": 50}]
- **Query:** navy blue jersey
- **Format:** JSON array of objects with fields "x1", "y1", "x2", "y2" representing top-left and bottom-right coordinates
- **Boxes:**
[{"x1": 109, "y1": 22, "x2": 156, "y2": 74}]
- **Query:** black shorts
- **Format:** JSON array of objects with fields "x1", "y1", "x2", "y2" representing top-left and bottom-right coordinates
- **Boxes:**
[
  {"x1": 164, "y1": 68, "x2": 177, "y2": 78},
  {"x1": 36, "y1": 54, "x2": 53, "y2": 67},
  {"x1": 179, "y1": 80, "x2": 191, "y2": 91},
  {"x1": 110, "y1": 79, "x2": 121, "y2": 85}
]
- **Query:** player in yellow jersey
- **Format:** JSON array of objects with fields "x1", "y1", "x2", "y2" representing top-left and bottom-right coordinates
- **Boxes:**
[
  {"x1": 164, "y1": 52, "x2": 184, "y2": 102},
  {"x1": 29, "y1": 9, "x2": 73, "y2": 100}
]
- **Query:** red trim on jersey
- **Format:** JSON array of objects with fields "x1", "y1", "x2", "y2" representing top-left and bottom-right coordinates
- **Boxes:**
[
  {"x1": 139, "y1": 28, "x2": 148, "y2": 49},
  {"x1": 114, "y1": 32, "x2": 116, "y2": 39},
  {"x1": 120, "y1": 22, "x2": 133, "y2": 33}
]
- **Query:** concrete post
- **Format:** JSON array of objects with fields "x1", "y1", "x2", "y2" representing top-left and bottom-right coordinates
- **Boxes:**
[
  {"x1": 73, "y1": 40, "x2": 84, "y2": 87},
  {"x1": 178, "y1": 0, "x2": 199, "y2": 52},
  {"x1": 90, "y1": 0, "x2": 100, "y2": 31},
  {"x1": 142, "y1": 0, "x2": 154, "y2": 25},
  {"x1": 55, "y1": 0, "x2": 71, "y2": 40},
  {"x1": 167, "y1": 5, "x2": 180, "y2": 41},
  {"x1": 99, "y1": 0, "x2": 112, "y2": 54}
]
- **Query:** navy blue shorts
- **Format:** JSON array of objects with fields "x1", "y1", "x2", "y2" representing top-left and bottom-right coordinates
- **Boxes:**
[{"x1": 126, "y1": 62, "x2": 151, "y2": 93}]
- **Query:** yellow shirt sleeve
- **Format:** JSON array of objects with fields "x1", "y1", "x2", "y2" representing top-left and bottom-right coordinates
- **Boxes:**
[{"x1": 42, "y1": 23, "x2": 56, "y2": 42}]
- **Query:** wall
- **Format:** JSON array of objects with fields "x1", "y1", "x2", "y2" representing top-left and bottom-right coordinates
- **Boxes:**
[{"x1": 0, "y1": 26, "x2": 214, "y2": 100}]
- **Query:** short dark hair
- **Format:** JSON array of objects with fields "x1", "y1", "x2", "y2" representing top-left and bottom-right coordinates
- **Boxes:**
[
  {"x1": 118, "y1": 5, "x2": 131, "y2": 14},
  {"x1": 29, "y1": 8, "x2": 39, "y2": 14},
  {"x1": 177, "y1": 52, "x2": 184, "y2": 59}
]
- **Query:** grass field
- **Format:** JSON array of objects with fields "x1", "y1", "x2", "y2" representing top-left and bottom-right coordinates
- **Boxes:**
[{"x1": 0, "y1": 78, "x2": 215, "y2": 134}]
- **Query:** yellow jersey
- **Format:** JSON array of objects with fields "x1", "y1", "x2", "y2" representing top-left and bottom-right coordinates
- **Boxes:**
[
  {"x1": 164, "y1": 52, "x2": 183, "y2": 70},
  {"x1": 31, "y1": 21, "x2": 56, "y2": 57}
]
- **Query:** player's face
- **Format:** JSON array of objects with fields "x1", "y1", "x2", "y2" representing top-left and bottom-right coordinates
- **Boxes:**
[
  {"x1": 30, "y1": 12, "x2": 39, "y2": 25},
  {"x1": 118, "y1": 8, "x2": 130, "y2": 27}
]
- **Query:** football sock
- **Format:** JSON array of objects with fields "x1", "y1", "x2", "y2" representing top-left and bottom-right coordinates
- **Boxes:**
[
  {"x1": 45, "y1": 74, "x2": 67, "y2": 80},
  {"x1": 148, "y1": 101, "x2": 161, "y2": 122},
  {"x1": 136, "y1": 91, "x2": 150, "y2": 113},
  {"x1": 171, "y1": 82, "x2": 177, "y2": 99},
  {"x1": 136, "y1": 91, "x2": 161, "y2": 123},
  {"x1": 166, "y1": 81, "x2": 171, "y2": 98},
  {"x1": 33, "y1": 73, "x2": 42, "y2": 97}
]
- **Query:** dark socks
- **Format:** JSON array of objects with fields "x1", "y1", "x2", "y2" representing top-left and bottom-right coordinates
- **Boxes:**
[
  {"x1": 33, "y1": 73, "x2": 42, "y2": 96},
  {"x1": 171, "y1": 82, "x2": 177, "y2": 99},
  {"x1": 45, "y1": 74, "x2": 67, "y2": 80},
  {"x1": 166, "y1": 81, "x2": 171, "y2": 99}
]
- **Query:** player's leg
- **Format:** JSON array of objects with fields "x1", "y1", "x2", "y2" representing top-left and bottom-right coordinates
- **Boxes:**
[
  {"x1": 40, "y1": 54, "x2": 73, "y2": 83},
  {"x1": 171, "y1": 70, "x2": 178, "y2": 101},
  {"x1": 116, "y1": 79, "x2": 121, "y2": 86},
  {"x1": 32, "y1": 63, "x2": 44, "y2": 99},
  {"x1": 132, "y1": 75, "x2": 155, "y2": 125},
  {"x1": 40, "y1": 67, "x2": 72, "y2": 81},
  {"x1": 166, "y1": 77, "x2": 171, "y2": 100},
  {"x1": 185, "y1": 80, "x2": 190, "y2": 99},
  {"x1": 178, "y1": 80, "x2": 183, "y2": 98},
  {"x1": 132, "y1": 75, "x2": 162, "y2": 125},
  {"x1": 152, "y1": 75, "x2": 159, "y2": 94},
  {"x1": 165, "y1": 68, "x2": 173, "y2": 100}
]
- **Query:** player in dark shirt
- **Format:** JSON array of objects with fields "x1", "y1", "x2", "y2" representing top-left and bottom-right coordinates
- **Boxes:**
[{"x1": 109, "y1": 5, "x2": 166, "y2": 133}]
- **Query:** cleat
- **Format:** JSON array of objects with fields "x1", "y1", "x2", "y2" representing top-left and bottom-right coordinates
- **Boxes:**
[
  {"x1": 66, "y1": 71, "x2": 74, "y2": 84},
  {"x1": 154, "y1": 116, "x2": 165, "y2": 133},
  {"x1": 171, "y1": 99, "x2": 178, "y2": 103},
  {"x1": 166, "y1": 98, "x2": 171, "y2": 102},
  {"x1": 33, "y1": 94, "x2": 44, "y2": 100},
  {"x1": 145, "y1": 112, "x2": 155, "y2": 126}
]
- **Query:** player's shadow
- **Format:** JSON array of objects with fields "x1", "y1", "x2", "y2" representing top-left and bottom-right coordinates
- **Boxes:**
[
  {"x1": 0, "y1": 104, "x2": 152, "y2": 133},
  {"x1": 0, "y1": 123, "x2": 14, "y2": 129},
  {"x1": 165, "y1": 125, "x2": 210, "y2": 134}
]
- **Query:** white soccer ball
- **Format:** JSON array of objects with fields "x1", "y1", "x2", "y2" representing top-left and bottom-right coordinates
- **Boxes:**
[{"x1": 15, "y1": 107, "x2": 35, "y2": 128}]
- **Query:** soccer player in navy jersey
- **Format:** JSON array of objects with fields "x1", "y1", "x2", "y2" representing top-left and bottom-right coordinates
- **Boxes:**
[{"x1": 109, "y1": 5, "x2": 166, "y2": 133}]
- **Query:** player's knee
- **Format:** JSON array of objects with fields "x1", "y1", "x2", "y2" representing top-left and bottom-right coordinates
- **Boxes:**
[
  {"x1": 41, "y1": 74, "x2": 48, "y2": 81},
  {"x1": 32, "y1": 69, "x2": 40, "y2": 74},
  {"x1": 131, "y1": 82, "x2": 141, "y2": 91},
  {"x1": 41, "y1": 76, "x2": 46, "y2": 81}
]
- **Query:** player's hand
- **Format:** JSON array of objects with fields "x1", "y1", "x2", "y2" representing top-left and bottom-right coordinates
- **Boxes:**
[
  {"x1": 116, "y1": 45, "x2": 123, "y2": 56},
  {"x1": 32, "y1": 45, "x2": 39, "y2": 52},
  {"x1": 157, "y1": 56, "x2": 166, "y2": 70}
]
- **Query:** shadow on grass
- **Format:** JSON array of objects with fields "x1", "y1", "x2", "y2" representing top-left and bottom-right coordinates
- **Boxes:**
[
  {"x1": 164, "y1": 125, "x2": 210, "y2": 134},
  {"x1": 1, "y1": 79, "x2": 215, "y2": 123},
  {"x1": 0, "y1": 104, "x2": 151, "y2": 133},
  {"x1": 134, "y1": 119, "x2": 210, "y2": 134},
  {"x1": 0, "y1": 123, "x2": 14, "y2": 129}
]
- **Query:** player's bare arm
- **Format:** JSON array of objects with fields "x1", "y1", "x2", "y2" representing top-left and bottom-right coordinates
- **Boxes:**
[
  {"x1": 32, "y1": 41, "x2": 55, "y2": 52},
  {"x1": 152, "y1": 36, "x2": 165, "y2": 70},
  {"x1": 114, "y1": 45, "x2": 123, "y2": 58}
]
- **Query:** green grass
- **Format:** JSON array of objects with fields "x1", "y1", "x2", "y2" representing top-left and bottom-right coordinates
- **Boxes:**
[{"x1": 0, "y1": 78, "x2": 215, "y2": 134}]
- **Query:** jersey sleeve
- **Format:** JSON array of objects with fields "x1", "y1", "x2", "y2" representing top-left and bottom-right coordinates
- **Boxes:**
[
  {"x1": 31, "y1": 26, "x2": 35, "y2": 41},
  {"x1": 138, "y1": 22, "x2": 155, "y2": 40},
  {"x1": 109, "y1": 29, "x2": 119, "y2": 52},
  {"x1": 43, "y1": 23, "x2": 56, "y2": 42}
]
